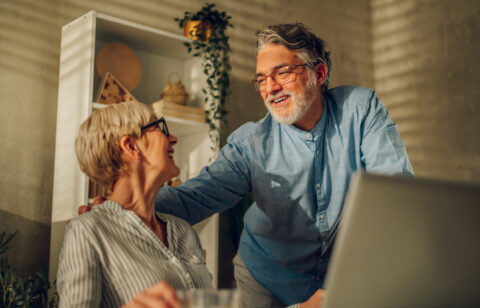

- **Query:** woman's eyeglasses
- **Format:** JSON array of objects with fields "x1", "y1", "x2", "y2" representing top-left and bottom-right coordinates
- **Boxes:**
[{"x1": 141, "y1": 117, "x2": 169, "y2": 137}]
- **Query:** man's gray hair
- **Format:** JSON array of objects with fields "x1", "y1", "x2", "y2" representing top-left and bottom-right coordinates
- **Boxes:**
[{"x1": 256, "y1": 23, "x2": 332, "y2": 92}]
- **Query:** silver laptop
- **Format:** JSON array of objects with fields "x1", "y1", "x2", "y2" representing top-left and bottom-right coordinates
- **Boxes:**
[{"x1": 323, "y1": 172, "x2": 480, "y2": 308}]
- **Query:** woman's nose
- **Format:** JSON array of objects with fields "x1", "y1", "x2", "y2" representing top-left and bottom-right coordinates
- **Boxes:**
[{"x1": 168, "y1": 134, "x2": 178, "y2": 146}]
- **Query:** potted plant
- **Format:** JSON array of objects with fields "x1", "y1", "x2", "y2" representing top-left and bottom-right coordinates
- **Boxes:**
[
  {"x1": 0, "y1": 230, "x2": 58, "y2": 307},
  {"x1": 175, "y1": 3, "x2": 233, "y2": 153}
]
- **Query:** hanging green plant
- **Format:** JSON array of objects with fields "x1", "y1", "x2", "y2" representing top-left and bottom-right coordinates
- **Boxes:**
[{"x1": 175, "y1": 3, "x2": 233, "y2": 152}]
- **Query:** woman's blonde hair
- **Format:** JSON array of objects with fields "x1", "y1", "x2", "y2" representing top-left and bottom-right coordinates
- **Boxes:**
[{"x1": 75, "y1": 102, "x2": 155, "y2": 189}]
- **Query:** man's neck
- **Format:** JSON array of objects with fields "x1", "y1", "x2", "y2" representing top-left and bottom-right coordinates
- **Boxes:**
[{"x1": 293, "y1": 93, "x2": 324, "y2": 131}]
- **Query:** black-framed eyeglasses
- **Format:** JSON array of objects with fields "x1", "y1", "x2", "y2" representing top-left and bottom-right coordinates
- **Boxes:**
[
  {"x1": 141, "y1": 117, "x2": 169, "y2": 137},
  {"x1": 251, "y1": 64, "x2": 309, "y2": 91}
]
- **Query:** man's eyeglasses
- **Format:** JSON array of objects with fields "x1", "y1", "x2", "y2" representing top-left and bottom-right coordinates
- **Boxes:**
[
  {"x1": 141, "y1": 117, "x2": 169, "y2": 137},
  {"x1": 251, "y1": 64, "x2": 309, "y2": 91}
]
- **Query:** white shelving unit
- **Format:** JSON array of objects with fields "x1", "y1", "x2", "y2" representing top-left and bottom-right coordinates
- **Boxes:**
[{"x1": 50, "y1": 11, "x2": 219, "y2": 287}]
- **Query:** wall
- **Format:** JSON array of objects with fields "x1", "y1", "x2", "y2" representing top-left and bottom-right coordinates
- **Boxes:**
[
  {"x1": 372, "y1": 0, "x2": 480, "y2": 183},
  {"x1": 0, "y1": 0, "x2": 59, "y2": 277}
]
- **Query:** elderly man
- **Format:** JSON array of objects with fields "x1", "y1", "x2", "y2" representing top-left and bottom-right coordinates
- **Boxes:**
[
  {"x1": 154, "y1": 22, "x2": 413, "y2": 307},
  {"x1": 85, "y1": 23, "x2": 412, "y2": 307}
]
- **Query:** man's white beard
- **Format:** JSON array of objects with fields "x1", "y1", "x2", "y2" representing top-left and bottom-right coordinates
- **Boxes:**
[{"x1": 265, "y1": 73, "x2": 319, "y2": 125}]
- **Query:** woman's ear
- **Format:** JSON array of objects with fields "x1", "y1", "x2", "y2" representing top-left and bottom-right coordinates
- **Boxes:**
[{"x1": 120, "y1": 136, "x2": 141, "y2": 161}]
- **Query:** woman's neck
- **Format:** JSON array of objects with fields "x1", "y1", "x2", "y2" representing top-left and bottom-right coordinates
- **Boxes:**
[{"x1": 108, "y1": 172, "x2": 168, "y2": 246}]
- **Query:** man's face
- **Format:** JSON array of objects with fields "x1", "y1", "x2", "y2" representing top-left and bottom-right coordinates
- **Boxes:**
[{"x1": 256, "y1": 43, "x2": 319, "y2": 125}]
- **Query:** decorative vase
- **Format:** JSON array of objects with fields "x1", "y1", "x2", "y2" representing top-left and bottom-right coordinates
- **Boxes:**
[{"x1": 183, "y1": 20, "x2": 212, "y2": 41}]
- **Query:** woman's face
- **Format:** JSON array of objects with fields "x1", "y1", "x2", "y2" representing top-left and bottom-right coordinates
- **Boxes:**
[{"x1": 140, "y1": 123, "x2": 180, "y2": 182}]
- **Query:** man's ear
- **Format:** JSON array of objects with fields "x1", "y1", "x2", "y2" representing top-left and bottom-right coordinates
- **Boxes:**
[
  {"x1": 119, "y1": 136, "x2": 141, "y2": 161},
  {"x1": 316, "y1": 63, "x2": 328, "y2": 87}
]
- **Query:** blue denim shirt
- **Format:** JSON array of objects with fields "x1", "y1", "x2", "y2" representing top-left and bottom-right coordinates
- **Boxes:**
[{"x1": 155, "y1": 86, "x2": 413, "y2": 305}]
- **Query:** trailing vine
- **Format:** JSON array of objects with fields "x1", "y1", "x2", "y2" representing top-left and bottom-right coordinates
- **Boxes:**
[{"x1": 175, "y1": 3, "x2": 233, "y2": 153}]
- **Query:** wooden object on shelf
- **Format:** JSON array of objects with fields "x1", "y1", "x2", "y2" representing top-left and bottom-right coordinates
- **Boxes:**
[
  {"x1": 151, "y1": 100, "x2": 205, "y2": 123},
  {"x1": 160, "y1": 72, "x2": 189, "y2": 105},
  {"x1": 96, "y1": 42, "x2": 142, "y2": 91},
  {"x1": 95, "y1": 72, "x2": 138, "y2": 105}
]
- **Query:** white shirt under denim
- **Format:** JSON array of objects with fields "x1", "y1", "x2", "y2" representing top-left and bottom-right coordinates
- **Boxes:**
[{"x1": 57, "y1": 200, "x2": 212, "y2": 307}]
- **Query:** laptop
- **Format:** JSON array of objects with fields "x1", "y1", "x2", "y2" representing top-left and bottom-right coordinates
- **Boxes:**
[{"x1": 323, "y1": 172, "x2": 480, "y2": 308}]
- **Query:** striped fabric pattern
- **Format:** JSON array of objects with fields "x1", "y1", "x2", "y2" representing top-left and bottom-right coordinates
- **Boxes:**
[{"x1": 57, "y1": 200, "x2": 213, "y2": 308}]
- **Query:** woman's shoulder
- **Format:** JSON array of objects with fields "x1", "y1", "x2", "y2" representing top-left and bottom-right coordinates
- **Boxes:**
[
  {"x1": 70, "y1": 201, "x2": 107, "y2": 221},
  {"x1": 67, "y1": 201, "x2": 122, "y2": 234}
]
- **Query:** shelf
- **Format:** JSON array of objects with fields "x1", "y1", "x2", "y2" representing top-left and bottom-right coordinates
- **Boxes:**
[
  {"x1": 52, "y1": 11, "x2": 218, "y2": 287},
  {"x1": 95, "y1": 13, "x2": 191, "y2": 59}
]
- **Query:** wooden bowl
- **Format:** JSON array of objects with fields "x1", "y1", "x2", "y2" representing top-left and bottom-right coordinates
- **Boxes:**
[{"x1": 96, "y1": 42, "x2": 142, "y2": 91}]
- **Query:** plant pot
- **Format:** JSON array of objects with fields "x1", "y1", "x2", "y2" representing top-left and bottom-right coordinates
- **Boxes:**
[{"x1": 183, "y1": 20, "x2": 212, "y2": 41}]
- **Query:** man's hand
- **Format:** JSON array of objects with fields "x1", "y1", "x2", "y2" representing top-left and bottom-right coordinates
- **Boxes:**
[
  {"x1": 299, "y1": 289, "x2": 326, "y2": 308},
  {"x1": 121, "y1": 281, "x2": 182, "y2": 308},
  {"x1": 78, "y1": 196, "x2": 105, "y2": 215}
]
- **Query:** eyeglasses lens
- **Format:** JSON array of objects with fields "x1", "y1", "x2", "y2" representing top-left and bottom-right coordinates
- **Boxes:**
[{"x1": 252, "y1": 65, "x2": 303, "y2": 91}]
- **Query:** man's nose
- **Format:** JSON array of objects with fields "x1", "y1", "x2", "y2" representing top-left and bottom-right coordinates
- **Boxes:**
[{"x1": 265, "y1": 76, "x2": 282, "y2": 94}]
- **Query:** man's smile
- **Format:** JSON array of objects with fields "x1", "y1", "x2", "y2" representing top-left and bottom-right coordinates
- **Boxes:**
[
  {"x1": 272, "y1": 95, "x2": 289, "y2": 104},
  {"x1": 268, "y1": 94, "x2": 292, "y2": 110}
]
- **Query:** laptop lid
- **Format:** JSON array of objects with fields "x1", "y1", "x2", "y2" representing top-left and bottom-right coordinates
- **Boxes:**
[{"x1": 323, "y1": 172, "x2": 480, "y2": 308}]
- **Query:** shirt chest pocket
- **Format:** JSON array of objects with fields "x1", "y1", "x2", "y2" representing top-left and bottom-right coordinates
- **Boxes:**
[{"x1": 253, "y1": 167, "x2": 301, "y2": 199}]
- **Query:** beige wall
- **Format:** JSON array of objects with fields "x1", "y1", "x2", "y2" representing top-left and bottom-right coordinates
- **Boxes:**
[
  {"x1": 372, "y1": 0, "x2": 480, "y2": 182},
  {"x1": 0, "y1": 0, "x2": 478, "y2": 277}
]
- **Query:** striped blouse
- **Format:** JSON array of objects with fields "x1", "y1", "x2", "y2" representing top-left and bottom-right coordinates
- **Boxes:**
[{"x1": 57, "y1": 200, "x2": 213, "y2": 307}]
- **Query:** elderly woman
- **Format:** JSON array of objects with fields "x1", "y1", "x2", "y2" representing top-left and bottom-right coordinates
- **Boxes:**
[{"x1": 57, "y1": 102, "x2": 212, "y2": 307}]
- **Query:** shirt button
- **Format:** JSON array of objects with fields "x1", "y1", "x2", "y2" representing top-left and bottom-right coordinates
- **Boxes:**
[
  {"x1": 317, "y1": 183, "x2": 321, "y2": 188},
  {"x1": 305, "y1": 133, "x2": 311, "y2": 138},
  {"x1": 316, "y1": 150, "x2": 320, "y2": 154},
  {"x1": 322, "y1": 241, "x2": 328, "y2": 246},
  {"x1": 319, "y1": 214, "x2": 325, "y2": 220}
]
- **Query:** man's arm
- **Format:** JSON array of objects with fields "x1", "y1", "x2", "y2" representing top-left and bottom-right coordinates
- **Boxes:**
[
  {"x1": 360, "y1": 91, "x2": 414, "y2": 175},
  {"x1": 155, "y1": 138, "x2": 252, "y2": 224}
]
